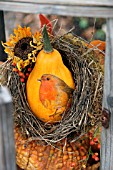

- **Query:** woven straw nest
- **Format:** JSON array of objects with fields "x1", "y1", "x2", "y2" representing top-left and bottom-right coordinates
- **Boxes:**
[{"x1": 0, "y1": 30, "x2": 104, "y2": 146}]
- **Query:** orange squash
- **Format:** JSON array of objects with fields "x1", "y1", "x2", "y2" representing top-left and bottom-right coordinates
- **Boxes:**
[
  {"x1": 86, "y1": 40, "x2": 106, "y2": 52},
  {"x1": 26, "y1": 25, "x2": 75, "y2": 123},
  {"x1": 86, "y1": 40, "x2": 105, "y2": 71},
  {"x1": 15, "y1": 127, "x2": 100, "y2": 170}
]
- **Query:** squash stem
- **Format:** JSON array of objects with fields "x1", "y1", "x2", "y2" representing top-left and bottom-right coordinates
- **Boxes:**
[{"x1": 42, "y1": 25, "x2": 53, "y2": 53}]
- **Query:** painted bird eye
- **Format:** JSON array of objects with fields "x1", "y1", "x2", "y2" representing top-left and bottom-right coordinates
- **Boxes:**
[{"x1": 47, "y1": 77, "x2": 50, "y2": 81}]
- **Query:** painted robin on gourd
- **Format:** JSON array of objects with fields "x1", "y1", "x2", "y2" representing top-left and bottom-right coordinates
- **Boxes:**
[{"x1": 38, "y1": 74, "x2": 74, "y2": 116}]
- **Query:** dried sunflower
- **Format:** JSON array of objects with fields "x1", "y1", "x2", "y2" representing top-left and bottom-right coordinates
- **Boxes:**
[{"x1": 2, "y1": 25, "x2": 42, "y2": 71}]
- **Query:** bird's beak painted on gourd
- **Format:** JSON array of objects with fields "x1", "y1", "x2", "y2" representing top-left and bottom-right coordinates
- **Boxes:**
[{"x1": 37, "y1": 79, "x2": 41, "y2": 82}]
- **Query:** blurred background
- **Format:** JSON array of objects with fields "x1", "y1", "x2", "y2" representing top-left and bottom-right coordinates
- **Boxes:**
[{"x1": 4, "y1": 12, "x2": 106, "y2": 42}]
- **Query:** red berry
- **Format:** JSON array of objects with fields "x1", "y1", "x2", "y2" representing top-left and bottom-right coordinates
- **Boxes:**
[
  {"x1": 82, "y1": 155, "x2": 87, "y2": 160},
  {"x1": 80, "y1": 146, "x2": 84, "y2": 150},
  {"x1": 88, "y1": 132, "x2": 93, "y2": 137},
  {"x1": 20, "y1": 78, "x2": 25, "y2": 82},
  {"x1": 12, "y1": 68, "x2": 18, "y2": 72},
  {"x1": 26, "y1": 73, "x2": 29, "y2": 77},
  {"x1": 97, "y1": 143, "x2": 101, "y2": 149},
  {"x1": 92, "y1": 154, "x2": 96, "y2": 159},
  {"x1": 19, "y1": 71, "x2": 25, "y2": 78},
  {"x1": 71, "y1": 162, "x2": 76, "y2": 167},
  {"x1": 90, "y1": 140, "x2": 95, "y2": 146},
  {"x1": 95, "y1": 152, "x2": 98, "y2": 156},
  {"x1": 12, "y1": 63, "x2": 16, "y2": 67},
  {"x1": 28, "y1": 67, "x2": 32, "y2": 72},
  {"x1": 93, "y1": 137, "x2": 98, "y2": 142},
  {"x1": 94, "y1": 156, "x2": 99, "y2": 161}
]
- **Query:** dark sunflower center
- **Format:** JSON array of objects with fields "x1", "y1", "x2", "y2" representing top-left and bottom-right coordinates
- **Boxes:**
[
  {"x1": 14, "y1": 37, "x2": 35, "y2": 60},
  {"x1": 21, "y1": 42, "x2": 28, "y2": 50}
]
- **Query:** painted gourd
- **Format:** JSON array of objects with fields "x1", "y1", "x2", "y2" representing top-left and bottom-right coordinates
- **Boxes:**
[{"x1": 26, "y1": 25, "x2": 75, "y2": 123}]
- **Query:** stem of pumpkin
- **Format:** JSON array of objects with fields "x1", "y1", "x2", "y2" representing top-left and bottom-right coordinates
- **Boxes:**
[{"x1": 42, "y1": 25, "x2": 53, "y2": 53}]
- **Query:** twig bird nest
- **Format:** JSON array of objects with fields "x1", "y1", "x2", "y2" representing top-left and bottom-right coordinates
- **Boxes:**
[{"x1": 0, "y1": 27, "x2": 104, "y2": 146}]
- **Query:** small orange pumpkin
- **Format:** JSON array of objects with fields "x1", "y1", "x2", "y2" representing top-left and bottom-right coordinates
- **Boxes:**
[{"x1": 86, "y1": 40, "x2": 105, "y2": 70}]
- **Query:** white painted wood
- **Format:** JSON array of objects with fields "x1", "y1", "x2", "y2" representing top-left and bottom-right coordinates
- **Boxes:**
[
  {"x1": 0, "y1": 1, "x2": 113, "y2": 17},
  {"x1": 100, "y1": 18, "x2": 113, "y2": 170},
  {"x1": 0, "y1": 86, "x2": 16, "y2": 170},
  {"x1": 5, "y1": 0, "x2": 113, "y2": 6}
]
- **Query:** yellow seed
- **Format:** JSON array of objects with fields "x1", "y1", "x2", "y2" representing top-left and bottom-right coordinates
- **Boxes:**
[
  {"x1": 63, "y1": 161, "x2": 66, "y2": 165},
  {"x1": 69, "y1": 154, "x2": 73, "y2": 159},
  {"x1": 22, "y1": 151, "x2": 29, "y2": 157},
  {"x1": 38, "y1": 157, "x2": 42, "y2": 162},
  {"x1": 31, "y1": 150, "x2": 37, "y2": 155},
  {"x1": 77, "y1": 156, "x2": 81, "y2": 161},
  {"x1": 63, "y1": 154, "x2": 69, "y2": 160},
  {"x1": 50, "y1": 149, "x2": 54, "y2": 155},
  {"x1": 56, "y1": 163, "x2": 63, "y2": 169},
  {"x1": 38, "y1": 153, "x2": 43, "y2": 157},
  {"x1": 19, "y1": 154, "x2": 23, "y2": 159},
  {"x1": 82, "y1": 164, "x2": 86, "y2": 168},
  {"x1": 31, "y1": 154, "x2": 37, "y2": 160},
  {"x1": 67, "y1": 147, "x2": 72, "y2": 152},
  {"x1": 29, "y1": 157, "x2": 36, "y2": 164},
  {"x1": 58, "y1": 151, "x2": 62, "y2": 157},
  {"x1": 52, "y1": 156, "x2": 55, "y2": 160}
]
